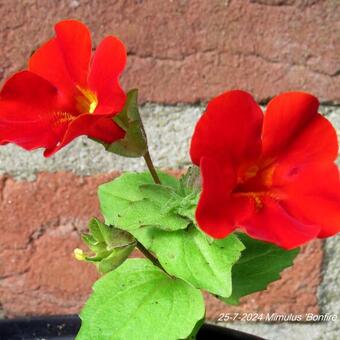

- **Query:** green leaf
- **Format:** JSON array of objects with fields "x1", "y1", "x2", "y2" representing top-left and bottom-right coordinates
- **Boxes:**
[
  {"x1": 115, "y1": 199, "x2": 189, "y2": 231},
  {"x1": 139, "y1": 183, "x2": 199, "y2": 222},
  {"x1": 139, "y1": 184, "x2": 179, "y2": 206},
  {"x1": 185, "y1": 318, "x2": 205, "y2": 340},
  {"x1": 99, "y1": 171, "x2": 179, "y2": 203},
  {"x1": 221, "y1": 233, "x2": 300, "y2": 304},
  {"x1": 98, "y1": 172, "x2": 190, "y2": 231},
  {"x1": 172, "y1": 193, "x2": 199, "y2": 221},
  {"x1": 103, "y1": 89, "x2": 148, "y2": 158},
  {"x1": 132, "y1": 225, "x2": 245, "y2": 297},
  {"x1": 77, "y1": 259, "x2": 205, "y2": 340}
]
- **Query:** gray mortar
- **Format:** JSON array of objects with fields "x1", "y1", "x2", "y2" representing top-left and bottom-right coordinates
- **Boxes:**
[
  {"x1": 0, "y1": 103, "x2": 339, "y2": 339},
  {"x1": 0, "y1": 104, "x2": 337, "y2": 180}
]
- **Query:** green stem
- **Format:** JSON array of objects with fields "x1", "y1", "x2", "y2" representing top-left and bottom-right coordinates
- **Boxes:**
[
  {"x1": 143, "y1": 151, "x2": 161, "y2": 184},
  {"x1": 137, "y1": 149, "x2": 166, "y2": 271},
  {"x1": 136, "y1": 242, "x2": 164, "y2": 271}
]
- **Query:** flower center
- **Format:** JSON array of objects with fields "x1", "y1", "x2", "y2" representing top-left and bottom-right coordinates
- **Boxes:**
[
  {"x1": 50, "y1": 87, "x2": 99, "y2": 129},
  {"x1": 234, "y1": 160, "x2": 279, "y2": 209},
  {"x1": 75, "y1": 86, "x2": 98, "y2": 114},
  {"x1": 52, "y1": 111, "x2": 75, "y2": 127}
]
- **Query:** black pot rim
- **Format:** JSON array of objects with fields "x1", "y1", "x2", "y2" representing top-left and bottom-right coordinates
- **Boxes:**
[{"x1": 0, "y1": 315, "x2": 266, "y2": 340}]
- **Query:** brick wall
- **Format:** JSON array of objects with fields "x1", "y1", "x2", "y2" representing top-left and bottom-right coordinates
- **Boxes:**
[{"x1": 0, "y1": 1, "x2": 339, "y2": 339}]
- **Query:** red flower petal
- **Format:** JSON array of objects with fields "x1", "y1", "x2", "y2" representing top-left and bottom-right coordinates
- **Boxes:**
[
  {"x1": 88, "y1": 36, "x2": 127, "y2": 114},
  {"x1": 29, "y1": 20, "x2": 91, "y2": 99},
  {"x1": 243, "y1": 198, "x2": 320, "y2": 250},
  {"x1": 262, "y1": 92, "x2": 320, "y2": 159},
  {"x1": 190, "y1": 90, "x2": 263, "y2": 169},
  {"x1": 44, "y1": 114, "x2": 125, "y2": 157},
  {"x1": 54, "y1": 20, "x2": 91, "y2": 88},
  {"x1": 272, "y1": 113, "x2": 338, "y2": 186},
  {"x1": 282, "y1": 164, "x2": 340, "y2": 238},
  {"x1": 29, "y1": 38, "x2": 76, "y2": 103},
  {"x1": 196, "y1": 156, "x2": 253, "y2": 238},
  {"x1": 1, "y1": 21, "x2": 126, "y2": 157},
  {"x1": 0, "y1": 71, "x2": 68, "y2": 150},
  {"x1": 191, "y1": 90, "x2": 339, "y2": 248}
]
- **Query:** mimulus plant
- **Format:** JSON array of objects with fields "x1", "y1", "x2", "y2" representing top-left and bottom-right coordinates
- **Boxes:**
[{"x1": 0, "y1": 20, "x2": 339, "y2": 340}]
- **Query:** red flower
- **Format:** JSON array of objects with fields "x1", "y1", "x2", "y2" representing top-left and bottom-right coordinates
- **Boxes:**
[
  {"x1": 190, "y1": 90, "x2": 340, "y2": 249},
  {"x1": 0, "y1": 20, "x2": 126, "y2": 156}
]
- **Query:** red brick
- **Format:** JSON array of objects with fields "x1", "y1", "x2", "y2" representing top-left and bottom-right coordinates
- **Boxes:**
[
  {"x1": 0, "y1": 172, "x2": 322, "y2": 319},
  {"x1": 0, "y1": 0, "x2": 338, "y2": 104},
  {"x1": 0, "y1": 172, "x2": 113, "y2": 317}
]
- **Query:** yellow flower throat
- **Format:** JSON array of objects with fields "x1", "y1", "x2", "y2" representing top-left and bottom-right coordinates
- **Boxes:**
[{"x1": 76, "y1": 86, "x2": 98, "y2": 114}]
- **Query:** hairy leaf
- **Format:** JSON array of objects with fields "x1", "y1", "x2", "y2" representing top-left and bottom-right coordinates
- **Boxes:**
[
  {"x1": 77, "y1": 259, "x2": 205, "y2": 340},
  {"x1": 221, "y1": 233, "x2": 299, "y2": 304},
  {"x1": 99, "y1": 172, "x2": 190, "y2": 231},
  {"x1": 132, "y1": 226, "x2": 244, "y2": 297}
]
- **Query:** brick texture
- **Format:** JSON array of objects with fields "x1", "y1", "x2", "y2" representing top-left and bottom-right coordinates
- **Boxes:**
[
  {"x1": 0, "y1": 173, "x2": 322, "y2": 319},
  {"x1": 0, "y1": 0, "x2": 339, "y2": 104}
]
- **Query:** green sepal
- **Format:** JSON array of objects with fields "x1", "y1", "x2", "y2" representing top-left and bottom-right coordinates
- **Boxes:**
[
  {"x1": 75, "y1": 218, "x2": 136, "y2": 274},
  {"x1": 88, "y1": 218, "x2": 105, "y2": 243},
  {"x1": 81, "y1": 233, "x2": 97, "y2": 246},
  {"x1": 179, "y1": 165, "x2": 201, "y2": 196},
  {"x1": 103, "y1": 89, "x2": 148, "y2": 157},
  {"x1": 81, "y1": 233, "x2": 109, "y2": 256},
  {"x1": 97, "y1": 245, "x2": 136, "y2": 274}
]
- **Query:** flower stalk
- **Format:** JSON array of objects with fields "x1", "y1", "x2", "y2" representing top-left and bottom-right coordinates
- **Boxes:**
[
  {"x1": 136, "y1": 242, "x2": 163, "y2": 270},
  {"x1": 143, "y1": 150, "x2": 161, "y2": 184},
  {"x1": 137, "y1": 148, "x2": 165, "y2": 270}
]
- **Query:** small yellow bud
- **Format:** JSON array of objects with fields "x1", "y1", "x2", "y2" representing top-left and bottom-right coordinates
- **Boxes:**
[{"x1": 74, "y1": 248, "x2": 86, "y2": 261}]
